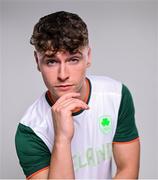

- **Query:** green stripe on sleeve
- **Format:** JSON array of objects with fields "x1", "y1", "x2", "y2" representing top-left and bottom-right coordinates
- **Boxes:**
[
  {"x1": 15, "y1": 123, "x2": 51, "y2": 177},
  {"x1": 113, "y1": 84, "x2": 139, "y2": 142}
]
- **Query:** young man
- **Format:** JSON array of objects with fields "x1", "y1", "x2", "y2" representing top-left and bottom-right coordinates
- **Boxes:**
[{"x1": 15, "y1": 11, "x2": 140, "y2": 179}]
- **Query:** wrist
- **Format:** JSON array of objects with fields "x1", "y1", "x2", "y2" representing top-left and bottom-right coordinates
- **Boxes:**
[{"x1": 54, "y1": 136, "x2": 72, "y2": 145}]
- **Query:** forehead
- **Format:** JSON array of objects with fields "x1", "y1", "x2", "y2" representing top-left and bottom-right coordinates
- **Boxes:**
[
  {"x1": 37, "y1": 47, "x2": 88, "y2": 59},
  {"x1": 45, "y1": 50, "x2": 81, "y2": 57}
]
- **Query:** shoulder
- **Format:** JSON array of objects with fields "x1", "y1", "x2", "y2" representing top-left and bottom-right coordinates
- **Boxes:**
[
  {"x1": 87, "y1": 75, "x2": 122, "y2": 95},
  {"x1": 20, "y1": 92, "x2": 50, "y2": 128},
  {"x1": 113, "y1": 84, "x2": 139, "y2": 142}
]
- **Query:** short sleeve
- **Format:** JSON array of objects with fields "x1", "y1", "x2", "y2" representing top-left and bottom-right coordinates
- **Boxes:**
[
  {"x1": 15, "y1": 123, "x2": 51, "y2": 178},
  {"x1": 113, "y1": 84, "x2": 139, "y2": 142}
]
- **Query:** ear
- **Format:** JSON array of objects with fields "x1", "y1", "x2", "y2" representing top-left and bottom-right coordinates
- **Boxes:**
[
  {"x1": 86, "y1": 47, "x2": 92, "y2": 68},
  {"x1": 34, "y1": 51, "x2": 41, "y2": 72}
]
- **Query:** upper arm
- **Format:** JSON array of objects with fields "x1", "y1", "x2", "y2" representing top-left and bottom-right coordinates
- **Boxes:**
[
  {"x1": 112, "y1": 84, "x2": 140, "y2": 177},
  {"x1": 113, "y1": 84, "x2": 139, "y2": 143},
  {"x1": 15, "y1": 123, "x2": 51, "y2": 179},
  {"x1": 112, "y1": 139, "x2": 140, "y2": 177}
]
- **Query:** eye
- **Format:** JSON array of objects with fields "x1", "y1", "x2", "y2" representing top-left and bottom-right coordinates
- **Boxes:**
[
  {"x1": 69, "y1": 58, "x2": 80, "y2": 64},
  {"x1": 46, "y1": 59, "x2": 58, "y2": 66}
]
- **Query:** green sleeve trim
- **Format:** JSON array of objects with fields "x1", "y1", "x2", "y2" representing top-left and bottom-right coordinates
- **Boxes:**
[
  {"x1": 113, "y1": 84, "x2": 139, "y2": 142},
  {"x1": 15, "y1": 123, "x2": 51, "y2": 177}
]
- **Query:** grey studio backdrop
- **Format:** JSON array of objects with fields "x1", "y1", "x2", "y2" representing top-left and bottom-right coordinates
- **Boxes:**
[{"x1": 0, "y1": 0, "x2": 158, "y2": 179}]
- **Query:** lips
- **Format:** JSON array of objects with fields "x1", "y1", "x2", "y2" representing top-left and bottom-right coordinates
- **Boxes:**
[
  {"x1": 56, "y1": 84, "x2": 72, "y2": 87},
  {"x1": 55, "y1": 84, "x2": 73, "y2": 91}
]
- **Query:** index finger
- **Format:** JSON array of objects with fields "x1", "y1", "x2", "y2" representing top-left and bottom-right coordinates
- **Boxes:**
[{"x1": 55, "y1": 92, "x2": 81, "y2": 105}]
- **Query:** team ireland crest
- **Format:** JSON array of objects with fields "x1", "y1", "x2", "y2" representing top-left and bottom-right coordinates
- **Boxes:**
[{"x1": 99, "y1": 116, "x2": 112, "y2": 134}]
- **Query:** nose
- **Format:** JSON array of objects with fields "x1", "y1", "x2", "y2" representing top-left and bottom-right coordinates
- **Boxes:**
[{"x1": 58, "y1": 63, "x2": 69, "y2": 81}]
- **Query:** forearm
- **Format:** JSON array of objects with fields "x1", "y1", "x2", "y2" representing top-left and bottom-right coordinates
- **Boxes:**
[{"x1": 48, "y1": 140, "x2": 75, "y2": 179}]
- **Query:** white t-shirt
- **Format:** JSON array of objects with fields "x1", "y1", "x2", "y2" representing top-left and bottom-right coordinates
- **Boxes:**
[{"x1": 15, "y1": 75, "x2": 139, "y2": 179}]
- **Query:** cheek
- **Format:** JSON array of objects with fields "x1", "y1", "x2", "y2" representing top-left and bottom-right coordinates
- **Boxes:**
[
  {"x1": 71, "y1": 68, "x2": 86, "y2": 81},
  {"x1": 72, "y1": 62, "x2": 87, "y2": 74},
  {"x1": 72, "y1": 65, "x2": 87, "y2": 84},
  {"x1": 41, "y1": 69, "x2": 57, "y2": 86},
  {"x1": 41, "y1": 66, "x2": 57, "y2": 78}
]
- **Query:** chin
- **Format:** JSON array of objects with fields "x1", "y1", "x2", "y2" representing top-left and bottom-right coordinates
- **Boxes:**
[
  {"x1": 54, "y1": 89, "x2": 75, "y2": 97},
  {"x1": 50, "y1": 86, "x2": 79, "y2": 99}
]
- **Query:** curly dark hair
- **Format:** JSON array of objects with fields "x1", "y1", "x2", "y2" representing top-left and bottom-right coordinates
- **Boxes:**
[{"x1": 30, "y1": 11, "x2": 89, "y2": 54}]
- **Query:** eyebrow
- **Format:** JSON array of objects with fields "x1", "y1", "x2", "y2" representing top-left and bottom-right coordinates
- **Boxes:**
[{"x1": 43, "y1": 52, "x2": 83, "y2": 59}]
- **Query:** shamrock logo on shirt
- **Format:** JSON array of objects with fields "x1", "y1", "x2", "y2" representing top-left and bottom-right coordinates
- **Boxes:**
[{"x1": 99, "y1": 116, "x2": 112, "y2": 134}]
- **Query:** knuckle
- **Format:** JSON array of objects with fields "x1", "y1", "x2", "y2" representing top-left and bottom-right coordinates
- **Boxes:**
[
  {"x1": 52, "y1": 105, "x2": 60, "y2": 113},
  {"x1": 56, "y1": 107, "x2": 61, "y2": 113}
]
